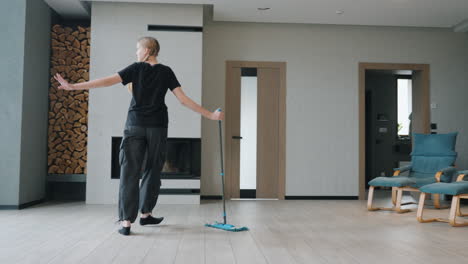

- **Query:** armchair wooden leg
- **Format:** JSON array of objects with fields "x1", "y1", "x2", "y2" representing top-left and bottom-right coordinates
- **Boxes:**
[
  {"x1": 391, "y1": 187, "x2": 397, "y2": 206},
  {"x1": 433, "y1": 193, "x2": 440, "y2": 208},
  {"x1": 395, "y1": 188, "x2": 411, "y2": 214},
  {"x1": 367, "y1": 186, "x2": 379, "y2": 211},
  {"x1": 433, "y1": 194, "x2": 449, "y2": 209},
  {"x1": 417, "y1": 192, "x2": 439, "y2": 223},
  {"x1": 449, "y1": 196, "x2": 468, "y2": 227},
  {"x1": 417, "y1": 192, "x2": 427, "y2": 222},
  {"x1": 457, "y1": 200, "x2": 468, "y2": 217}
]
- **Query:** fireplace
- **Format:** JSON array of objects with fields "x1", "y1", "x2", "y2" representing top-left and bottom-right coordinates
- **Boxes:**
[{"x1": 111, "y1": 137, "x2": 201, "y2": 179}]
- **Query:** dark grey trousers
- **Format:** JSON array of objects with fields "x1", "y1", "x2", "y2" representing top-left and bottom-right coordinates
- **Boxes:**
[{"x1": 118, "y1": 125, "x2": 167, "y2": 223}]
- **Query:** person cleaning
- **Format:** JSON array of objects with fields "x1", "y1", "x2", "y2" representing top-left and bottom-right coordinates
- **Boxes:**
[{"x1": 54, "y1": 36, "x2": 224, "y2": 235}]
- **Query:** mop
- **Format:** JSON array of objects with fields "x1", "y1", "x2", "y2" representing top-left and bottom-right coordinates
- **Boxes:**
[{"x1": 205, "y1": 110, "x2": 249, "y2": 232}]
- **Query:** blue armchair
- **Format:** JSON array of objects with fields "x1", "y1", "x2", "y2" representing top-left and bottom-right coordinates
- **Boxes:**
[{"x1": 367, "y1": 132, "x2": 458, "y2": 213}]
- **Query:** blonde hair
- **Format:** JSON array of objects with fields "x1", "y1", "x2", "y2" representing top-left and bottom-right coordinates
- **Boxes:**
[{"x1": 138, "y1": 36, "x2": 160, "y2": 62}]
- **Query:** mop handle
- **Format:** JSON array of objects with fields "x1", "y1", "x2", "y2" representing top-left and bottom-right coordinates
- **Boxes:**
[{"x1": 217, "y1": 109, "x2": 227, "y2": 225}]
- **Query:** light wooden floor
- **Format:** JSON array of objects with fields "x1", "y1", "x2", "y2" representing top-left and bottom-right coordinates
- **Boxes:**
[{"x1": 1, "y1": 191, "x2": 468, "y2": 264}]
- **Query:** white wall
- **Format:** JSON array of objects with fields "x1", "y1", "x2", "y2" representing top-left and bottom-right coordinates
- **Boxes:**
[
  {"x1": 201, "y1": 16, "x2": 468, "y2": 196},
  {"x1": 87, "y1": 2, "x2": 203, "y2": 204}
]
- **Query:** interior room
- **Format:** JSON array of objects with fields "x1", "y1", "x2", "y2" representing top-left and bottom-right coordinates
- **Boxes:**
[{"x1": 1, "y1": 0, "x2": 468, "y2": 263}]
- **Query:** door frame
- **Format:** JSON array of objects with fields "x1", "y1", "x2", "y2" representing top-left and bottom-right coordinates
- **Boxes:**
[
  {"x1": 225, "y1": 61, "x2": 286, "y2": 199},
  {"x1": 358, "y1": 62, "x2": 430, "y2": 200}
]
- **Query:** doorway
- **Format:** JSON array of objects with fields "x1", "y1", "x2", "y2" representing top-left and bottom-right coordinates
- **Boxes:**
[
  {"x1": 359, "y1": 63, "x2": 430, "y2": 199},
  {"x1": 225, "y1": 61, "x2": 286, "y2": 199}
]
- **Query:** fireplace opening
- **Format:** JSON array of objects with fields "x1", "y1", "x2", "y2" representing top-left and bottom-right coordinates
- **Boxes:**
[{"x1": 111, "y1": 137, "x2": 201, "y2": 179}]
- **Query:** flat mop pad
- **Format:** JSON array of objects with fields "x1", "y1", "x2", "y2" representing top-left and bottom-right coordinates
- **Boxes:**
[{"x1": 205, "y1": 222, "x2": 249, "y2": 232}]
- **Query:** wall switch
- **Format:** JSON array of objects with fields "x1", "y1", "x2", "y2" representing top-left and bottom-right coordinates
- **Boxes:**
[{"x1": 431, "y1": 103, "x2": 438, "y2": 109}]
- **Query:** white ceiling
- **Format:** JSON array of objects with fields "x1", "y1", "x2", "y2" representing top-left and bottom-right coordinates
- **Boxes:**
[{"x1": 45, "y1": 0, "x2": 468, "y2": 30}]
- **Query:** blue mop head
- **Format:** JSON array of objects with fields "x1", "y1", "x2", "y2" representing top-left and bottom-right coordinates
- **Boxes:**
[{"x1": 205, "y1": 222, "x2": 249, "y2": 232}]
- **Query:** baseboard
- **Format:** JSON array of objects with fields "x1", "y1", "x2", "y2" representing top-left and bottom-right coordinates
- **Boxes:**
[
  {"x1": 201, "y1": 195, "x2": 222, "y2": 200},
  {"x1": 0, "y1": 199, "x2": 45, "y2": 210},
  {"x1": 0, "y1": 205, "x2": 19, "y2": 210},
  {"x1": 285, "y1": 196, "x2": 359, "y2": 200},
  {"x1": 159, "y1": 189, "x2": 200, "y2": 194},
  {"x1": 201, "y1": 196, "x2": 359, "y2": 200}
]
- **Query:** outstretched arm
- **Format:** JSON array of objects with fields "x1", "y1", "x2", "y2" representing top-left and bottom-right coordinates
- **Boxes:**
[
  {"x1": 54, "y1": 73, "x2": 122, "y2": 91},
  {"x1": 172, "y1": 87, "x2": 224, "y2": 121}
]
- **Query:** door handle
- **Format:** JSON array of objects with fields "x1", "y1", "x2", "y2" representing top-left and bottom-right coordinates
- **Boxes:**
[{"x1": 232, "y1": 136, "x2": 243, "y2": 139}]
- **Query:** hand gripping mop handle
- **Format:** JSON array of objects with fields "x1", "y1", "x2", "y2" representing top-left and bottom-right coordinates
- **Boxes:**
[{"x1": 217, "y1": 108, "x2": 227, "y2": 225}]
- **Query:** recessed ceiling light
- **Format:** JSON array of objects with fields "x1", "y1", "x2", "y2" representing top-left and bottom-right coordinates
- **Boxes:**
[
  {"x1": 257, "y1": 7, "x2": 271, "y2": 11},
  {"x1": 336, "y1": 10, "x2": 344, "y2": 15}
]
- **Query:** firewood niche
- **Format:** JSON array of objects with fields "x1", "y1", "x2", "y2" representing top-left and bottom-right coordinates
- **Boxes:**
[{"x1": 48, "y1": 24, "x2": 90, "y2": 175}]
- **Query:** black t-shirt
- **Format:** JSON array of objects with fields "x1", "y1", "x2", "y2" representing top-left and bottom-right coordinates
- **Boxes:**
[{"x1": 118, "y1": 62, "x2": 180, "y2": 128}]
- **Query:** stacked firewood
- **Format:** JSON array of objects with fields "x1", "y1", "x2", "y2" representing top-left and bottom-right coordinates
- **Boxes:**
[{"x1": 48, "y1": 25, "x2": 90, "y2": 174}]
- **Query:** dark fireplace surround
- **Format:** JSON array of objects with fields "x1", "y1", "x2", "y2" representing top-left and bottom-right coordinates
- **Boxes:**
[{"x1": 111, "y1": 137, "x2": 201, "y2": 180}]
